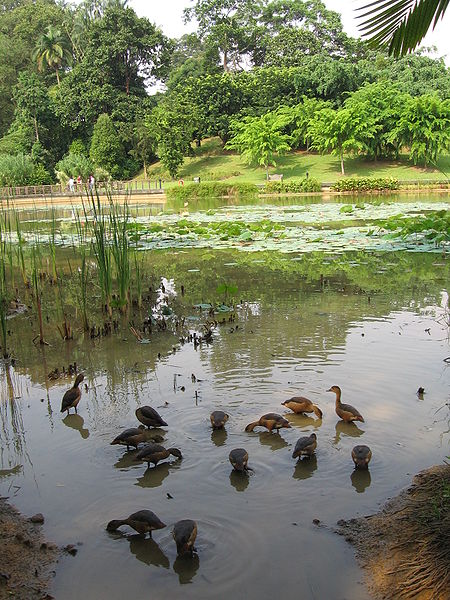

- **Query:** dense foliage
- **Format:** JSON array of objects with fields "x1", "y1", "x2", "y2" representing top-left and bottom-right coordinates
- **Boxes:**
[
  {"x1": 0, "y1": 0, "x2": 448, "y2": 185},
  {"x1": 331, "y1": 177, "x2": 400, "y2": 192}
]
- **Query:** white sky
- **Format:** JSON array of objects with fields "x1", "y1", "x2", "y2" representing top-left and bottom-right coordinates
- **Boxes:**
[{"x1": 131, "y1": 0, "x2": 449, "y2": 63}]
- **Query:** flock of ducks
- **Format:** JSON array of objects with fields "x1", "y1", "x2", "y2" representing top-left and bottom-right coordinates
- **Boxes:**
[{"x1": 60, "y1": 374, "x2": 372, "y2": 556}]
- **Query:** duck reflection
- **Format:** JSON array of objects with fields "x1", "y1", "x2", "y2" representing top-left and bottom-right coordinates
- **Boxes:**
[
  {"x1": 334, "y1": 421, "x2": 364, "y2": 445},
  {"x1": 292, "y1": 454, "x2": 318, "y2": 480},
  {"x1": 351, "y1": 469, "x2": 372, "y2": 493},
  {"x1": 211, "y1": 428, "x2": 227, "y2": 447},
  {"x1": 135, "y1": 462, "x2": 181, "y2": 489},
  {"x1": 128, "y1": 534, "x2": 170, "y2": 568},
  {"x1": 62, "y1": 414, "x2": 90, "y2": 439},
  {"x1": 257, "y1": 431, "x2": 289, "y2": 451},
  {"x1": 229, "y1": 469, "x2": 250, "y2": 492},
  {"x1": 285, "y1": 414, "x2": 323, "y2": 430},
  {"x1": 173, "y1": 552, "x2": 200, "y2": 584},
  {"x1": 114, "y1": 450, "x2": 141, "y2": 470}
]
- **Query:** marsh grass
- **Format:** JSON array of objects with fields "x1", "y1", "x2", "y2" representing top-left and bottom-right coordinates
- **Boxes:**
[{"x1": 109, "y1": 198, "x2": 131, "y2": 314}]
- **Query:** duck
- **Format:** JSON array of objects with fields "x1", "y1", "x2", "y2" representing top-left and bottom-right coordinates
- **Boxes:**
[
  {"x1": 210, "y1": 410, "x2": 229, "y2": 429},
  {"x1": 60, "y1": 373, "x2": 84, "y2": 415},
  {"x1": 282, "y1": 396, "x2": 323, "y2": 419},
  {"x1": 245, "y1": 413, "x2": 291, "y2": 433},
  {"x1": 352, "y1": 445, "x2": 372, "y2": 469},
  {"x1": 327, "y1": 386, "x2": 364, "y2": 423},
  {"x1": 106, "y1": 510, "x2": 166, "y2": 537},
  {"x1": 172, "y1": 519, "x2": 197, "y2": 556},
  {"x1": 110, "y1": 427, "x2": 159, "y2": 451},
  {"x1": 292, "y1": 433, "x2": 317, "y2": 458},
  {"x1": 229, "y1": 448, "x2": 249, "y2": 472},
  {"x1": 134, "y1": 443, "x2": 182, "y2": 467},
  {"x1": 136, "y1": 406, "x2": 168, "y2": 428}
]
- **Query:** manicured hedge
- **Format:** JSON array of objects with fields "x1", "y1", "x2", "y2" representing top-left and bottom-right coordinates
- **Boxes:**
[
  {"x1": 166, "y1": 182, "x2": 258, "y2": 200},
  {"x1": 263, "y1": 178, "x2": 321, "y2": 193},
  {"x1": 331, "y1": 177, "x2": 399, "y2": 192}
]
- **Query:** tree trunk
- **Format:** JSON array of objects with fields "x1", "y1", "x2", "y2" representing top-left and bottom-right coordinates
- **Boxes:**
[
  {"x1": 33, "y1": 112, "x2": 39, "y2": 142},
  {"x1": 266, "y1": 164, "x2": 269, "y2": 180},
  {"x1": 55, "y1": 67, "x2": 60, "y2": 86},
  {"x1": 340, "y1": 153, "x2": 345, "y2": 175},
  {"x1": 143, "y1": 158, "x2": 147, "y2": 179}
]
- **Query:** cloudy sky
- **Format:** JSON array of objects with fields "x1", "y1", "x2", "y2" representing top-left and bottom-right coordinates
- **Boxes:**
[{"x1": 130, "y1": 0, "x2": 449, "y2": 61}]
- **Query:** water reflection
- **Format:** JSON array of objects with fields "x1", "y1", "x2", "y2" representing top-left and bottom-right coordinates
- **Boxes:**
[
  {"x1": 211, "y1": 428, "x2": 227, "y2": 447},
  {"x1": 351, "y1": 469, "x2": 372, "y2": 493},
  {"x1": 62, "y1": 414, "x2": 90, "y2": 439},
  {"x1": 334, "y1": 421, "x2": 364, "y2": 445},
  {"x1": 114, "y1": 450, "x2": 140, "y2": 470},
  {"x1": 135, "y1": 462, "x2": 181, "y2": 489},
  {"x1": 229, "y1": 470, "x2": 250, "y2": 492},
  {"x1": 173, "y1": 553, "x2": 200, "y2": 584},
  {"x1": 257, "y1": 431, "x2": 289, "y2": 451},
  {"x1": 128, "y1": 535, "x2": 170, "y2": 569},
  {"x1": 292, "y1": 455, "x2": 318, "y2": 481},
  {"x1": 0, "y1": 465, "x2": 22, "y2": 478},
  {"x1": 285, "y1": 413, "x2": 323, "y2": 430}
]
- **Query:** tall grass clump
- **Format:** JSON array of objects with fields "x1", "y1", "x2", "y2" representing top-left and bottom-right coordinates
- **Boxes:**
[
  {"x1": 0, "y1": 209, "x2": 10, "y2": 357},
  {"x1": 31, "y1": 244, "x2": 47, "y2": 345},
  {"x1": 74, "y1": 210, "x2": 90, "y2": 331},
  {"x1": 110, "y1": 198, "x2": 131, "y2": 314}
]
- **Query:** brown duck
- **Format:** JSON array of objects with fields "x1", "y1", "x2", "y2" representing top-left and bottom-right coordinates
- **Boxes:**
[
  {"x1": 210, "y1": 411, "x2": 229, "y2": 429},
  {"x1": 245, "y1": 413, "x2": 291, "y2": 433},
  {"x1": 172, "y1": 519, "x2": 197, "y2": 556},
  {"x1": 292, "y1": 433, "x2": 317, "y2": 458},
  {"x1": 60, "y1": 373, "x2": 84, "y2": 415},
  {"x1": 229, "y1": 448, "x2": 249, "y2": 471},
  {"x1": 352, "y1": 445, "x2": 372, "y2": 469},
  {"x1": 136, "y1": 406, "x2": 168, "y2": 428},
  {"x1": 106, "y1": 510, "x2": 166, "y2": 537},
  {"x1": 110, "y1": 427, "x2": 149, "y2": 451},
  {"x1": 282, "y1": 396, "x2": 323, "y2": 419},
  {"x1": 327, "y1": 386, "x2": 364, "y2": 423},
  {"x1": 134, "y1": 443, "x2": 182, "y2": 467}
]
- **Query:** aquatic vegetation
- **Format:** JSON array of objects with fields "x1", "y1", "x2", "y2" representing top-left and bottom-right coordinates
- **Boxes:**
[{"x1": 377, "y1": 210, "x2": 450, "y2": 247}]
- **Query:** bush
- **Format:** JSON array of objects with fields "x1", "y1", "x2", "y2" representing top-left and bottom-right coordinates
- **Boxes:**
[
  {"x1": 263, "y1": 178, "x2": 321, "y2": 193},
  {"x1": 166, "y1": 182, "x2": 258, "y2": 200},
  {"x1": 331, "y1": 177, "x2": 400, "y2": 192},
  {"x1": 0, "y1": 153, "x2": 41, "y2": 186},
  {"x1": 55, "y1": 152, "x2": 94, "y2": 183}
]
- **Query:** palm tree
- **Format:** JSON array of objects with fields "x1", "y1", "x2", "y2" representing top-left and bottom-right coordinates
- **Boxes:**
[
  {"x1": 33, "y1": 25, "x2": 73, "y2": 86},
  {"x1": 357, "y1": 0, "x2": 448, "y2": 56}
]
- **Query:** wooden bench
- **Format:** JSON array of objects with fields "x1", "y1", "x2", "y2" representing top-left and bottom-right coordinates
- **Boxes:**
[{"x1": 268, "y1": 174, "x2": 283, "y2": 181}]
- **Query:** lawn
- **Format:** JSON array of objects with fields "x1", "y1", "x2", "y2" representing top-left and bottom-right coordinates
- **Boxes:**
[{"x1": 134, "y1": 137, "x2": 450, "y2": 185}]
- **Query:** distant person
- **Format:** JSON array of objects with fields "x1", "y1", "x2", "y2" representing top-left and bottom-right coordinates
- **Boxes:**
[
  {"x1": 76, "y1": 175, "x2": 82, "y2": 188},
  {"x1": 88, "y1": 174, "x2": 95, "y2": 191},
  {"x1": 68, "y1": 176, "x2": 75, "y2": 192}
]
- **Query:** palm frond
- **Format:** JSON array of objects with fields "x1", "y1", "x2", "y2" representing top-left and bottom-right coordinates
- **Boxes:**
[{"x1": 356, "y1": 0, "x2": 449, "y2": 56}]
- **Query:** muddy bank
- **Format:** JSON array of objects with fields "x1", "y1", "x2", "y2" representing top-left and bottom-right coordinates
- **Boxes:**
[
  {"x1": 337, "y1": 465, "x2": 450, "y2": 600},
  {"x1": 0, "y1": 498, "x2": 59, "y2": 600}
]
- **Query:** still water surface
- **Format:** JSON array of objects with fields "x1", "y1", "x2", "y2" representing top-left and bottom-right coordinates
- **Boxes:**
[{"x1": 0, "y1": 203, "x2": 449, "y2": 599}]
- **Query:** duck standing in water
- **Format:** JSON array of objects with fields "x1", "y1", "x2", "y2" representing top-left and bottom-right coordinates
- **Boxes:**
[
  {"x1": 210, "y1": 411, "x2": 229, "y2": 429},
  {"x1": 229, "y1": 448, "x2": 249, "y2": 472},
  {"x1": 245, "y1": 413, "x2": 291, "y2": 433},
  {"x1": 134, "y1": 443, "x2": 182, "y2": 468},
  {"x1": 60, "y1": 373, "x2": 84, "y2": 415},
  {"x1": 282, "y1": 396, "x2": 323, "y2": 419},
  {"x1": 136, "y1": 406, "x2": 168, "y2": 428},
  {"x1": 173, "y1": 520, "x2": 197, "y2": 556},
  {"x1": 327, "y1": 386, "x2": 364, "y2": 423},
  {"x1": 352, "y1": 445, "x2": 372, "y2": 469},
  {"x1": 292, "y1": 433, "x2": 317, "y2": 458},
  {"x1": 110, "y1": 427, "x2": 148, "y2": 451},
  {"x1": 107, "y1": 510, "x2": 166, "y2": 537}
]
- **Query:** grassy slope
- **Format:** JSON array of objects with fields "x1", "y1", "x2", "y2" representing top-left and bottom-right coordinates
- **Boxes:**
[{"x1": 135, "y1": 138, "x2": 450, "y2": 185}]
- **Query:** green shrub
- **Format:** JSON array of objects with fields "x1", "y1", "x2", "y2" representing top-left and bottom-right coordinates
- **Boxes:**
[
  {"x1": 331, "y1": 177, "x2": 399, "y2": 192},
  {"x1": 263, "y1": 178, "x2": 321, "y2": 193},
  {"x1": 0, "y1": 153, "x2": 37, "y2": 186},
  {"x1": 166, "y1": 182, "x2": 258, "y2": 200},
  {"x1": 56, "y1": 152, "x2": 94, "y2": 182}
]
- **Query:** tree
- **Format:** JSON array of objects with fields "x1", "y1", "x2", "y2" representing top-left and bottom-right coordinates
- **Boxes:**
[
  {"x1": 357, "y1": 0, "x2": 448, "y2": 56},
  {"x1": 393, "y1": 94, "x2": 450, "y2": 165},
  {"x1": 308, "y1": 107, "x2": 377, "y2": 174},
  {"x1": 89, "y1": 113, "x2": 126, "y2": 177},
  {"x1": 277, "y1": 96, "x2": 331, "y2": 150},
  {"x1": 226, "y1": 112, "x2": 292, "y2": 178},
  {"x1": 183, "y1": 0, "x2": 260, "y2": 71},
  {"x1": 33, "y1": 25, "x2": 72, "y2": 86}
]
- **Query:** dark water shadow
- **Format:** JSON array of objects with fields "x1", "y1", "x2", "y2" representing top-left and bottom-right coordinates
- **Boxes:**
[
  {"x1": 257, "y1": 431, "x2": 289, "y2": 451},
  {"x1": 128, "y1": 534, "x2": 170, "y2": 568},
  {"x1": 229, "y1": 469, "x2": 250, "y2": 492},
  {"x1": 292, "y1": 454, "x2": 318, "y2": 481},
  {"x1": 62, "y1": 414, "x2": 90, "y2": 439},
  {"x1": 334, "y1": 421, "x2": 364, "y2": 445},
  {"x1": 211, "y1": 428, "x2": 227, "y2": 447},
  {"x1": 135, "y1": 461, "x2": 182, "y2": 489},
  {"x1": 351, "y1": 468, "x2": 372, "y2": 493},
  {"x1": 114, "y1": 450, "x2": 140, "y2": 470},
  {"x1": 173, "y1": 552, "x2": 200, "y2": 584}
]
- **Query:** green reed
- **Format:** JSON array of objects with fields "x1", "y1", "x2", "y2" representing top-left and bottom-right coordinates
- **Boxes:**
[
  {"x1": 31, "y1": 244, "x2": 46, "y2": 345},
  {"x1": 110, "y1": 197, "x2": 131, "y2": 314},
  {"x1": 74, "y1": 209, "x2": 90, "y2": 331},
  {"x1": 0, "y1": 209, "x2": 9, "y2": 357}
]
